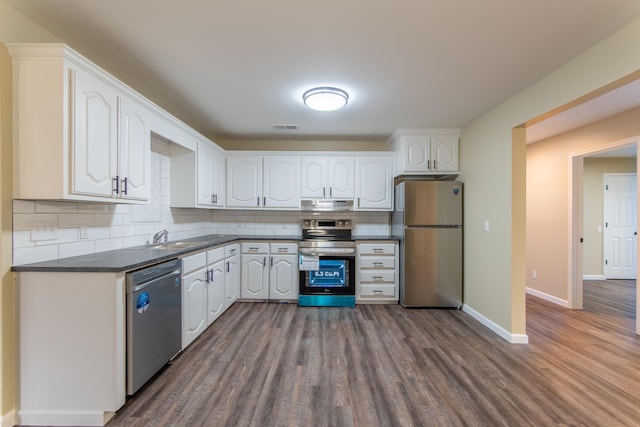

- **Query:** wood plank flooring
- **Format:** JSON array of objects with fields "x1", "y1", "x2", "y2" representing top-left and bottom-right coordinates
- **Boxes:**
[{"x1": 106, "y1": 281, "x2": 640, "y2": 427}]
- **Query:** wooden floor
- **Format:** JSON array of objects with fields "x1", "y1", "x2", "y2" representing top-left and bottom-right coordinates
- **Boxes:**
[{"x1": 106, "y1": 280, "x2": 640, "y2": 427}]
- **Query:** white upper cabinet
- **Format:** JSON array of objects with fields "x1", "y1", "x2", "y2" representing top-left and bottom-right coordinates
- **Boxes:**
[
  {"x1": 391, "y1": 129, "x2": 459, "y2": 175},
  {"x1": 355, "y1": 157, "x2": 394, "y2": 210},
  {"x1": 263, "y1": 156, "x2": 300, "y2": 208},
  {"x1": 8, "y1": 44, "x2": 151, "y2": 203},
  {"x1": 226, "y1": 156, "x2": 262, "y2": 208},
  {"x1": 118, "y1": 96, "x2": 151, "y2": 200},
  {"x1": 170, "y1": 138, "x2": 225, "y2": 209},
  {"x1": 226, "y1": 155, "x2": 300, "y2": 209},
  {"x1": 197, "y1": 140, "x2": 225, "y2": 207},
  {"x1": 300, "y1": 157, "x2": 355, "y2": 199}
]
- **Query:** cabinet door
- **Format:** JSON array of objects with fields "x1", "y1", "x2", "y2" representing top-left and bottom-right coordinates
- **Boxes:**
[
  {"x1": 328, "y1": 158, "x2": 355, "y2": 198},
  {"x1": 182, "y1": 267, "x2": 207, "y2": 348},
  {"x1": 241, "y1": 254, "x2": 269, "y2": 299},
  {"x1": 197, "y1": 140, "x2": 215, "y2": 206},
  {"x1": 207, "y1": 259, "x2": 225, "y2": 324},
  {"x1": 431, "y1": 135, "x2": 459, "y2": 172},
  {"x1": 300, "y1": 157, "x2": 327, "y2": 198},
  {"x1": 211, "y1": 149, "x2": 226, "y2": 207},
  {"x1": 402, "y1": 134, "x2": 431, "y2": 173},
  {"x1": 355, "y1": 157, "x2": 393, "y2": 210},
  {"x1": 71, "y1": 70, "x2": 118, "y2": 198},
  {"x1": 224, "y1": 254, "x2": 240, "y2": 310},
  {"x1": 226, "y1": 156, "x2": 262, "y2": 208},
  {"x1": 263, "y1": 156, "x2": 300, "y2": 209},
  {"x1": 269, "y1": 254, "x2": 299, "y2": 300},
  {"x1": 119, "y1": 97, "x2": 150, "y2": 201}
]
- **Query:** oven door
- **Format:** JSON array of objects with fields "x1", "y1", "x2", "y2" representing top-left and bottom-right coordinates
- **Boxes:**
[{"x1": 299, "y1": 255, "x2": 356, "y2": 295}]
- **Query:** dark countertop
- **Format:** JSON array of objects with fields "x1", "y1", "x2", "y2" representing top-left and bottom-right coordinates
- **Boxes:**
[{"x1": 12, "y1": 234, "x2": 398, "y2": 273}]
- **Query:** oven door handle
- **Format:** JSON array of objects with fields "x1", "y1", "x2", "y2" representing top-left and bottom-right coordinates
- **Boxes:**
[{"x1": 299, "y1": 248, "x2": 356, "y2": 256}]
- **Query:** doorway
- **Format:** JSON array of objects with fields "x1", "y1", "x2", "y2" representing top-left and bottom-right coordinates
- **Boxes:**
[
  {"x1": 569, "y1": 138, "x2": 639, "y2": 333},
  {"x1": 603, "y1": 173, "x2": 637, "y2": 279}
]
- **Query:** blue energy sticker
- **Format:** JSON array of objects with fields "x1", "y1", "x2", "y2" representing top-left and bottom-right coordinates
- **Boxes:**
[
  {"x1": 453, "y1": 186, "x2": 460, "y2": 195},
  {"x1": 136, "y1": 292, "x2": 150, "y2": 313}
]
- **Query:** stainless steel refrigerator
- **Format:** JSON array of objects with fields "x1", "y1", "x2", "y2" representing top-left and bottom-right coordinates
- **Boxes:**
[{"x1": 392, "y1": 180, "x2": 463, "y2": 308}]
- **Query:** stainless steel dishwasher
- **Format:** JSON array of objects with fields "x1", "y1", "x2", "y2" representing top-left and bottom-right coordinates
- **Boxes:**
[{"x1": 126, "y1": 258, "x2": 182, "y2": 395}]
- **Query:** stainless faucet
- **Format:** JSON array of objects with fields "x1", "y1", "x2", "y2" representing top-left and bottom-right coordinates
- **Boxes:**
[{"x1": 153, "y1": 229, "x2": 169, "y2": 244}]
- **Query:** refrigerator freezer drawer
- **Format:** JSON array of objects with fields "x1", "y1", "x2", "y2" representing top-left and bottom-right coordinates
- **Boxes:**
[{"x1": 402, "y1": 227, "x2": 462, "y2": 307}]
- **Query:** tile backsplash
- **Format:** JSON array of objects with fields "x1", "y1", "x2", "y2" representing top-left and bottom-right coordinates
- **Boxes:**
[{"x1": 12, "y1": 141, "x2": 390, "y2": 265}]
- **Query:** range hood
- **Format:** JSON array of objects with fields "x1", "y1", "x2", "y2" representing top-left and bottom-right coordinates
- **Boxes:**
[{"x1": 301, "y1": 199, "x2": 354, "y2": 211}]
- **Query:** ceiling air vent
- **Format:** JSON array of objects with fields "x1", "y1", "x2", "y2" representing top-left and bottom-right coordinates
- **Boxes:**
[{"x1": 272, "y1": 124, "x2": 299, "y2": 130}]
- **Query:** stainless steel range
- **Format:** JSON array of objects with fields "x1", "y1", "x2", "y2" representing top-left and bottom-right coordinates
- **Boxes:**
[{"x1": 298, "y1": 219, "x2": 356, "y2": 307}]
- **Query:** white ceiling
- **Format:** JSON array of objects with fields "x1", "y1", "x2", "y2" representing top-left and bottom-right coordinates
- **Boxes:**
[{"x1": 7, "y1": 0, "x2": 640, "y2": 142}]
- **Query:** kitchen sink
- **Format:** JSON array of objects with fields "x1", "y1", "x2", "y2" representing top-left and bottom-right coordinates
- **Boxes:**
[{"x1": 150, "y1": 241, "x2": 208, "y2": 250}]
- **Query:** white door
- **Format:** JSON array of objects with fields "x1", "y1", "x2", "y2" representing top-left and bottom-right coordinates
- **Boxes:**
[
  {"x1": 604, "y1": 173, "x2": 637, "y2": 279},
  {"x1": 119, "y1": 97, "x2": 150, "y2": 201},
  {"x1": 263, "y1": 156, "x2": 300, "y2": 208},
  {"x1": 355, "y1": 157, "x2": 393, "y2": 210},
  {"x1": 197, "y1": 140, "x2": 215, "y2": 206},
  {"x1": 241, "y1": 254, "x2": 269, "y2": 299},
  {"x1": 207, "y1": 259, "x2": 225, "y2": 324},
  {"x1": 226, "y1": 156, "x2": 262, "y2": 207},
  {"x1": 71, "y1": 70, "x2": 118, "y2": 198},
  {"x1": 182, "y1": 267, "x2": 207, "y2": 348},
  {"x1": 300, "y1": 157, "x2": 327, "y2": 198},
  {"x1": 402, "y1": 134, "x2": 431, "y2": 172},
  {"x1": 431, "y1": 135, "x2": 459, "y2": 172},
  {"x1": 269, "y1": 254, "x2": 299, "y2": 300},
  {"x1": 328, "y1": 158, "x2": 355, "y2": 198},
  {"x1": 224, "y1": 254, "x2": 240, "y2": 309}
]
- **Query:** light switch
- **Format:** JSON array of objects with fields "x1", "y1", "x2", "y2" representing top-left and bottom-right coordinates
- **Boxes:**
[
  {"x1": 597, "y1": 225, "x2": 602, "y2": 233},
  {"x1": 484, "y1": 220, "x2": 490, "y2": 232}
]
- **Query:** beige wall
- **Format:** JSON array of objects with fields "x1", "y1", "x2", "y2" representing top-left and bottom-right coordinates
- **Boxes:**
[
  {"x1": 526, "y1": 107, "x2": 640, "y2": 301},
  {"x1": 460, "y1": 16, "x2": 640, "y2": 337},
  {"x1": 0, "y1": 1, "x2": 59, "y2": 423},
  {"x1": 583, "y1": 158, "x2": 637, "y2": 277}
]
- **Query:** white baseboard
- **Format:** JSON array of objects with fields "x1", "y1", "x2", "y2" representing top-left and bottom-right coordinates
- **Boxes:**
[
  {"x1": 18, "y1": 410, "x2": 114, "y2": 426},
  {"x1": 462, "y1": 304, "x2": 529, "y2": 344},
  {"x1": 2, "y1": 410, "x2": 16, "y2": 427},
  {"x1": 526, "y1": 287, "x2": 569, "y2": 307},
  {"x1": 583, "y1": 274, "x2": 605, "y2": 280}
]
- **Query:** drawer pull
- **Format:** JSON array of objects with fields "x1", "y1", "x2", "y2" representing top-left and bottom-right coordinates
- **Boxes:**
[
  {"x1": 372, "y1": 262, "x2": 384, "y2": 266},
  {"x1": 373, "y1": 290, "x2": 383, "y2": 294},
  {"x1": 248, "y1": 247, "x2": 260, "y2": 252},
  {"x1": 372, "y1": 276, "x2": 384, "y2": 280},
  {"x1": 373, "y1": 248, "x2": 384, "y2": 253},
  {"x1": 277, "y1": 248, "x2": 288, "y2": 253}
]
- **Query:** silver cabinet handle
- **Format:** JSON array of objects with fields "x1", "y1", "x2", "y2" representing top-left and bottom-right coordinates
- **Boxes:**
[
  {"x1": 373, "y1": 289, "x2": 383, "y2": 294},
  {"x1": 270, "y1": 256, "x2": 273, "y2": 267},
  {"x1": 226, "y1": 261, "x2": 230, "y2": 273},
  {"x1": 372, "y1": 262, "x2": 384, "y2": 266},
  {"x1": 263, "y1": 257, "x2": 266, "y2": 267},
  {"x1": 257, "y1": 197, "x2": 260, "y2": 206},
  {"x1": 121, "y1": 177, "x2": 128, "y2": 195},
  {"x1": 330, "y1": 187, "x2": 333, "y2": 197},
  {"x1": 433, "y1": 159, "x2": 437, "y2": 170},
  {"x1": 263, "y1": 196, "x2": 266, "y2": 207},
  {"x1": 248, "y1": 247, "x2": 259, "y2": 252},
  {"x1": 372, "y1": 276, "x2": 383, "y2": 280},
  {"x1": 112, "y1": 176, "x2": 119, "y2": 195},
  {"x1": 373, "y1": 248, "x2": 384, "y2": 253},
  {"x1": 205, "y1": 269, "x2": 209, "y2": 283},
  {"x1": 323, "y1": 187, "x2": 326, "y2": 197}
]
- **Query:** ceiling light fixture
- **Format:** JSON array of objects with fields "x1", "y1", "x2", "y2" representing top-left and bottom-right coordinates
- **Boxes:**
[{"x1": 303, "y1": 87, "x2": 349, "y2": 111}]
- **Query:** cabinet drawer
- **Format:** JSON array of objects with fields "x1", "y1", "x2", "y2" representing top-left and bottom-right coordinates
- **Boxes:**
[
  {"x1": 358, "y1": 257, "x2": 395, "y2": 269},
  {"x1": 358, "y1": 243, "x2": 396, "y2": 255},
  {"x1": 207, "y1": 246, "x2": 225, "y2": 263},
  {"x1": 241, "y1": 242, "x2": 268, "y2": 254},
  {"x1": 225, "y1": 243, "x2": 240, "y2": 258},
  {"x1": 358, "y1": 284, "x2": 396, "y2": 298},
  {"x1": 182, "y1": 251, "x2": 206, "y2": 274},
  {"x1": 270, "y1": 242, "x2": 298, "y2": 254},
  {"x1": 359, "y1": 271, "x2": 396, "y2": 283}
]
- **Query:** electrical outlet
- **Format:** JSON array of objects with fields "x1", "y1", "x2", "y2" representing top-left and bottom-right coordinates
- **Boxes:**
[
  {"x1": 30, "y1": 222, "x2": 59, "y2": 241},
  {"x1": 532, "y1": 270, "x2": 537, "y2": 279},
  {"x1": 80, "y1": 226, "x2": 89, "y2": 240}
]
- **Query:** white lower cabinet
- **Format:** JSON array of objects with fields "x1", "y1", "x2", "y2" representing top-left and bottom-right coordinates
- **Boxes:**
[
  {"x1": 182, "y1": 243, "x2": 240, "y2": 349},
  {"x1": 241, "y1": 242, "x2": 298, "y2": 301},
  {"x1": 356, "y1": 242, "x2": 399, "y2": 303},
  {"x1": 223, "y1": 244, "x2": 241, "y2": 310}
]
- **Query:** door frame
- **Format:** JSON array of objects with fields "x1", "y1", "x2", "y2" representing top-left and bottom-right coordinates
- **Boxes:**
[{"x1": 568, "y1": 136, "x2": 639, "y2": 334}]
